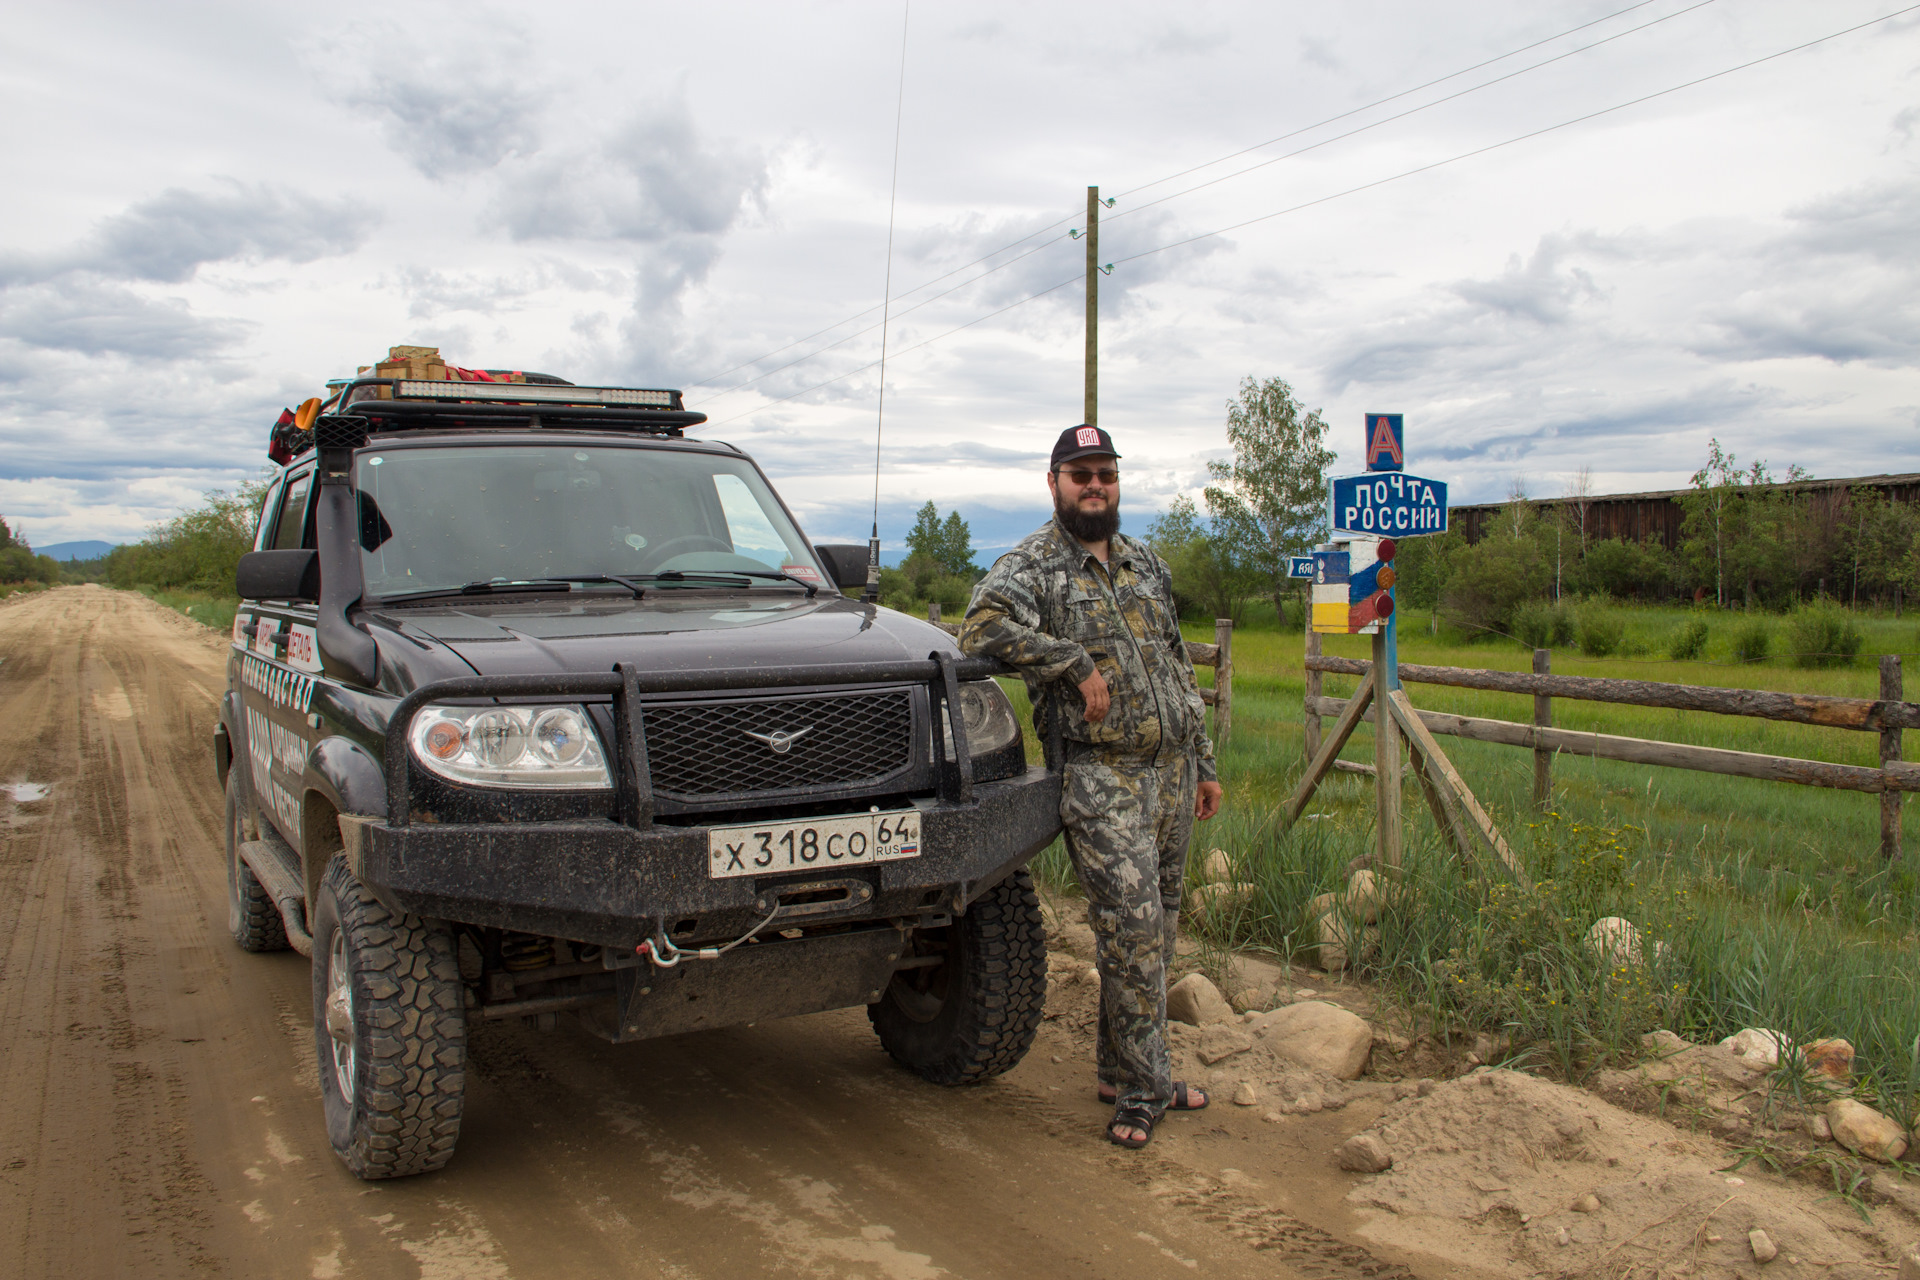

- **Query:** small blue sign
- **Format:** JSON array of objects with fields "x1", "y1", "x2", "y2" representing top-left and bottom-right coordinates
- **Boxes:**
[
  {"x1": 1365, "y1": 413, "x2": 1404, "y2": 472},
  {"x1": 1287, "y1": 556, "x2": 1315, "y2": 579},
  {"x1": 1329, "y1": 472, "x2": 1448, "y2": 537}
]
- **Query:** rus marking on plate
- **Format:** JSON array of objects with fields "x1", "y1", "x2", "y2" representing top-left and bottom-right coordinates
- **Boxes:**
[{"x1": 1329, "y1": 472, "x2": 1448, "y2": 536}]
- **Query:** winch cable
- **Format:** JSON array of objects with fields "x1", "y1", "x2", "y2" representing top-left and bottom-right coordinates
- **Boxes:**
[
  {"x1": 865, "y1": 0, "x2": 911, "y2": 603},
  {"x1": 639, "y1": 901, "x2": 783, "y2": 968}
]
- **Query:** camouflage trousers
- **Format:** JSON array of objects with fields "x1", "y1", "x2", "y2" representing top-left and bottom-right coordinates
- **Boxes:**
[{"x1": 1060, "y1": 745, "x2": 1198, "y2": 1118}]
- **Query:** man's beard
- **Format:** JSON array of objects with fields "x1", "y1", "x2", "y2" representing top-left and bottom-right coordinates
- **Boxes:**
[{"x1": 1056, "y1": 492, "x2": 1120, "y2": 544}]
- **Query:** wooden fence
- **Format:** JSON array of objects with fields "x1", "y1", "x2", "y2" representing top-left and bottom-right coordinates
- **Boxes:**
[
  {"x1": 1303, "y1": 632, "x2": 1915, "y2": 859},
  {"x1": 929, "y1": 602, "x2": 1234, "y2": 740}
]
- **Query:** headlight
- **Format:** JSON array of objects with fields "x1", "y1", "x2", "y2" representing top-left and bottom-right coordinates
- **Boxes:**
[
  {"x1": 409, "y1": 704, "x2": 612, "y2": 789},
  {"x1": 941, "y1": 679, "x2": 1020, "y2": 758}
]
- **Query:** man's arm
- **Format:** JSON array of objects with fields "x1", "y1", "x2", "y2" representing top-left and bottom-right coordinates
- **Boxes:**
[
  {"x1": 959, "y1": 554, "x2": 1095, "y2": 686},
  {"x1": 1150, "y1": 554, "x2": 1220, "y2": 790}
]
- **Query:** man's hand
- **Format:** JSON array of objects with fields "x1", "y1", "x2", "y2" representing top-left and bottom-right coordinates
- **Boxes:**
[
  {"x1": 1195, "y1": 780, "x2": 1223, "y2": 821},
  {"x1": 1077, "y1": 667, "x2": 1111, "y2": 723}
]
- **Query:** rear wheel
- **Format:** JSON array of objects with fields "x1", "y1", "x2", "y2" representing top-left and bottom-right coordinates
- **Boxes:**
[
  {"x1": 226, "y1": 772, "x2": 288, "y2": 952},
  {"x1": 869, "y1": 868, "x2": 1047, "y2": 1085},
  {"x1": 311, "y1": 855, "x2": 466, "y2": 1179}
]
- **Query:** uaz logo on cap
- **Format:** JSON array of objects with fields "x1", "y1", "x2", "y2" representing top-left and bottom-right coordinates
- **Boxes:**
[{"x1": 1076, "y1": 427, "x2": 1100, "y2": 448}]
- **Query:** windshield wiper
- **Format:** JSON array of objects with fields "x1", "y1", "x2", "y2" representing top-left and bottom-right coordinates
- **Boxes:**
[
  {"x1": 550, "y1": 573, "x2": 651, "y2": 598},
  {"x1": 375, "y1": 579, "x2": 576, "y2": 604},
  {"x1": 728, "y1": 569, "x2": 819, "y2": 597}
]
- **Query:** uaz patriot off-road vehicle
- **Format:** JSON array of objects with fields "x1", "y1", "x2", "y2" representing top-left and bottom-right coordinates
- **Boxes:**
[{"x1": 218, "y1": 372, "x2": 1060, "y2": 1178}]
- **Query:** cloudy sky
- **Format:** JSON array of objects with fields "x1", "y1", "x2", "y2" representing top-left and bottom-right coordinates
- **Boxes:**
[{"x1": 2, "y1": 0, "x2": 1916, "y2": 553}]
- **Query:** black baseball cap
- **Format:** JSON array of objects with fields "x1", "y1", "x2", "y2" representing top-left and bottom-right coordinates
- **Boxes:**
[{"x1": 1051, "y1": 424, "x2": 1122, "y2": 469}]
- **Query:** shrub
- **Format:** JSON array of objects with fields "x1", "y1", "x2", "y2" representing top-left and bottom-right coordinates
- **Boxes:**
[
  {"x1": 1667, "y1": 618, "x2": 1709, "y2": 661},
  {"x1": 1440, "y1": 536, "x2": 1550, "y2": 638},
  {"x1": 1578, "y1": 537, "x2": 1675, "y2": 599},
  {"x1": 1511, "y1": 600, "x2": 1576, "y2": 651},
  {"x1": 1577, "y1": 611, "x2": 1625, "y2": 657},
  {"x1": 1784, "y1": 602, "x2": 1863, "y2": 669},
  {"x1": 1732, "y1": 618, "x2": 1771, "y2": 664}
]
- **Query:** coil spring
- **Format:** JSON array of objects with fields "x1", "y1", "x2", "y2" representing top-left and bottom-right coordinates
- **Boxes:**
[{"x1": 499, "y1": 932, "x2": 554, "y2": 972}]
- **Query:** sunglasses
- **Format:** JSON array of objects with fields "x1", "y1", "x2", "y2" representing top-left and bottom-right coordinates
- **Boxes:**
[{"x1": 1056, "y1": 467, "x2": 1120, "y2": 486}]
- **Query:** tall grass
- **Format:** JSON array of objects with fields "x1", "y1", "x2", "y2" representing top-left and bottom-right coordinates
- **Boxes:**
[{"x1": 137, "y1": 586, "x2": 239, "y2": 635}]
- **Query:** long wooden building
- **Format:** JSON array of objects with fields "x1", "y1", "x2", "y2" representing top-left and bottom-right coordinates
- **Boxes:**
[{"x1": 1450, "y1": 472, "x2": 1920, "y2": 550}]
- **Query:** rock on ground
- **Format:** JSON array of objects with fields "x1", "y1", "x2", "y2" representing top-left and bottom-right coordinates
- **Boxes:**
[
  {"x1": 1336, "y1": 1133, "x2": 1393, "y2": 1173},
  {"x1": 1827, "y1": 1098, "x2": 1909, "y2": 1162},
  {"x1": 1720, "y1": 1027, "x2": 1791, "y2": 1068},
  {"x1": 1250, "y1": 1001, "x2": 1372, "y2": 1079},
  {"x1": 1167, "y1": 972, "x2": 1232, "y2": 1027},
  {"x1": 1802, "y1": 1038, "x2": 1854, "y2": 1082},
  {"x1": 1196, "y1": 847, "x2": 1231, "y2": 884}
]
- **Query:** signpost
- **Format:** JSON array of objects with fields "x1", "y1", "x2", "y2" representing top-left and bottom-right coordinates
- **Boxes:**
[{"x1": 1286, "y1": 416, "x2": 1527, "y2": 887}]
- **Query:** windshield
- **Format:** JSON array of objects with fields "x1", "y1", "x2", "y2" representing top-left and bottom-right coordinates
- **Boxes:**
[{"x1": 353, "y1": 443, "x2": 825, "y2": 598}]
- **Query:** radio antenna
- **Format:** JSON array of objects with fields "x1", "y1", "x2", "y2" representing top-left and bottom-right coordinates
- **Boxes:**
[{"x1": 864, "y1": 0, "x2": 910, "y2": 603}]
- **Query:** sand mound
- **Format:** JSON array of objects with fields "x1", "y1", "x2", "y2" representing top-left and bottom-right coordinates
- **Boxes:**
[{"x1": 1346, "y1": 1068, "x2": 1917, "y2": 1280}]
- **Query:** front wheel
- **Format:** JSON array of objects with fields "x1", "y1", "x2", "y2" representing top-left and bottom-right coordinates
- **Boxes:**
[
  {"x1": 310, "y1": 856, "x2": 467, "y2": 1179},
  {"x1": 869, "y1": 868, "x2": 1048, "y2": 1085}
]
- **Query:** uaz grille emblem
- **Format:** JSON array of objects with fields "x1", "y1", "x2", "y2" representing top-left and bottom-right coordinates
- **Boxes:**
[{"x1": 743, "y1": 726, "x2": 813, "y2": 755}]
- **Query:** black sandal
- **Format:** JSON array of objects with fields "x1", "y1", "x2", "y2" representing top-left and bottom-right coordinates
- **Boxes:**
[
  {"x1": 1097, "y1": 1081, "x2": 1209, "y2": 1110},
  {"x1": 1106, "y1": 1103, "x2": 1156, "y2": 1149}
]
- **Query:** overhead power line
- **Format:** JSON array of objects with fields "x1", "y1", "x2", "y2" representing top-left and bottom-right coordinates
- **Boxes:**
[
  {"x1": 705, "y1": 5, "x2": 1919, "y2": 430},
  {"x1": 685, "y1": 0, "x2": 1687, "y2": 396}
]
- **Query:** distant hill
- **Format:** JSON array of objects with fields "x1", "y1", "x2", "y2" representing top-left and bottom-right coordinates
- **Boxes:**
[{"x1": 36, "y1": 540, "x2": 115, "y2": 562}]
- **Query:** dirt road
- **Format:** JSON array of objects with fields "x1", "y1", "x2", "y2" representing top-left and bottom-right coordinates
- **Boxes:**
[{"x1": 0, "y1": 586, "x2": 1445, "y2": 1280}]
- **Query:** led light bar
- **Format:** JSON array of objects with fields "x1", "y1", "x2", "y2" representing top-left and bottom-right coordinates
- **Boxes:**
[{"x1": 393, "y1": 381, "x2": 674, "y2": 407}]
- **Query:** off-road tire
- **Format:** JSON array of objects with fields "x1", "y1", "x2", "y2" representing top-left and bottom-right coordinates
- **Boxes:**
[
  {"x1": 226, "y1": 772, "x2": 288, "y2": 952},
  {"x1": 311, "y1": 855, "x2": 466, "y2": 1179},
  {"x1": 868, "y1": 867, "x2": 1047, "y2": 1085}
]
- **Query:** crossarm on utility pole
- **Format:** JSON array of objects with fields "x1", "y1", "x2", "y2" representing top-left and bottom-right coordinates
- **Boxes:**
[
  {"x1": 1386, "y1": 688, "x2": 1530, "y2": 887},
  {"x1": 1284, "y1": 667, "x2": 1376, "y2": 826}
]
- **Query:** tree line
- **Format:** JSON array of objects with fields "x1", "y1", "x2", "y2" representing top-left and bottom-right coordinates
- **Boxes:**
[{"x1": 0, "y1": 518, "x2": 64, "y2": 587}]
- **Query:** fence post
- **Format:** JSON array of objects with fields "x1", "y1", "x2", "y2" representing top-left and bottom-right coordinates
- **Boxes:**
[
  {"x1": 1883, "y1": 655, "x2": 1903, "y2": 862},
  {"x1": 928, "y1": 601, "x2": 941, "y2": 624},
  {"x1": 1304, "y1": 628, "x2": 1322, "y2": 763},
  {"x1": 1212, "y1": 618, "x2": 1233, "y2": 743},
  {"x1": 1533, "y1": 648, "x2": 1553, "y2": 812}
]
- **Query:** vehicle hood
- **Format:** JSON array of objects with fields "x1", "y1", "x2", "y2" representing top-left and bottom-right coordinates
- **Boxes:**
[{"x1": 363, "y1": 593, "x2": 962, "y2": 680}]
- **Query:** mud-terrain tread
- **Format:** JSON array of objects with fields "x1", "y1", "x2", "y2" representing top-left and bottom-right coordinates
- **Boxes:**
[
  {"x1": 312, "y1": 856, "x2": 466, "y2": 1179},
  {"x1": 226, "y1": 773, "x2": 288, "y2": 953},
  {"x1": 869, "y1": 868, "x2": 1048, "y2": 1085}
]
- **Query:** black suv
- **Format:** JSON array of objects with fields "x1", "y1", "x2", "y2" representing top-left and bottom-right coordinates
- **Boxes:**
[{"x1": 218, "y1": 373, "x2": 1060, "y2": 1179}]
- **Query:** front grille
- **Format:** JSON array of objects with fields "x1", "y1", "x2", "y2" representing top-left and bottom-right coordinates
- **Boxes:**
[{"x1": 644, "y1": 690, "x2": 914, "y2": 797}]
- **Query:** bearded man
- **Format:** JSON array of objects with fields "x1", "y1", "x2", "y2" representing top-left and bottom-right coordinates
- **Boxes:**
[{"x1": 959, "y1": 424, "x2": 1224, "y2": 1148}]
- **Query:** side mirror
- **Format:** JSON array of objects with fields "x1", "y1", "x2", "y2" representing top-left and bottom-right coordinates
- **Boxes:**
[
  {"x1": 812, "y1": 544, "x2": 871, "y2": 593},
  {"x1": 237, "y1": 549, "x2": 319, "y2": 602}
]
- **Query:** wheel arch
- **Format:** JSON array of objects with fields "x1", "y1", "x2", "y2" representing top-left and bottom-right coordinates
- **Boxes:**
[{"x1": 301, "y1": 736, "x2": 384, "y2": 921}]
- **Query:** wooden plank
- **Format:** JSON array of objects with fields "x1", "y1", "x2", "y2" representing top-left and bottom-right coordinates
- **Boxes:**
[
  {"x1": 1373, "y1": 630, "x2": 1402, "y2": 871},
  {"x1": 1185, "y1": 641, "x2": 1219, "y2": 667},
  {"x1": 1333, "y1": 759, "x2": 1376, "y2": 776},
  {"x1": 1305, "y1": 655, "x2": 1920, "y2": 732},
  {"x1": 1884, "y1": 655, "x2": 1903, "y2": 861},
  {"x1": 1284, "y1": 668, "x2": 1375, "y2": 826},
  {"x1": 1406, "y1": 743, "x2": 1469, "y2": 856},
  {"x1": 1533, "y1": 648, "x2": 1552, "y2": 812},
  {"x1": 1304, "y1": 630, "x2": 1323, "y2": 763},
  {"x1": 1198, "y1": 687, "x2": 1216, "y2": 707},
  {"x1": 1324, "y1": 695, "x2": 1920, "y2": 794},
  {"x1": 1387, "y1": 690, "x2": 1530, "y2": 887}
]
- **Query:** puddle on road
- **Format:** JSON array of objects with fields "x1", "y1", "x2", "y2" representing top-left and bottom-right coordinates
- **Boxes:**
[{"x1": 4, "y1": 783, "x2": 49, "y2": 803}]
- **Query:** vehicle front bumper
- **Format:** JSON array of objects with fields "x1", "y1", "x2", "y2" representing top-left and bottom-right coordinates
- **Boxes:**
[{"x1": 349, "y1": 765, "x2": 1063, "y2": 947}]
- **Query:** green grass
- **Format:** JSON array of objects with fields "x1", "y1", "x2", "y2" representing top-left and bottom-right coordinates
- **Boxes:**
[
  {"x1": 0, "y1": 582, "x2": 51, "y2": 600},
  {"x1": 135, "y1": 586, "x2": 239, "y2": 635},
  {"x1": 1018, "y1": 601, "x2": 1920, "y2": 1107}
]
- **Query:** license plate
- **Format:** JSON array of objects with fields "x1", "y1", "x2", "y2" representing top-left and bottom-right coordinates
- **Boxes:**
[{"x1": 707, "y1": 809, "x2": 922, "y2": 879}]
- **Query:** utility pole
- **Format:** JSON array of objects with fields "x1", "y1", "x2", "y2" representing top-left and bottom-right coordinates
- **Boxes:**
[{"x1": 1084, "y1": 185, "x2": 1099, "y2": 427}]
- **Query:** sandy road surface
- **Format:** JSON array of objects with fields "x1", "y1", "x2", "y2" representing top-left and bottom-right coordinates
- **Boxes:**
[{"x1": 0, "y1": 586, "x2": 1452, "y2": 1280}]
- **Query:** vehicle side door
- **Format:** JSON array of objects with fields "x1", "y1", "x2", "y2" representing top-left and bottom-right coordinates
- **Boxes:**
[{"x1": 237, "y1": 466, "x2": 321, "y2": 847}]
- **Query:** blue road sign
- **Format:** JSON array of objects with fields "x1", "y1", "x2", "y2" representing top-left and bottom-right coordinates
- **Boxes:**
[
  {"x1": 1365, "y1": 413, "x2": 1404, "y2": 472},
  {"x1": 1329, "y1": 472, "x2": 1448, "y2": 536},
  {"x1": 1287, "y1": 556, "x2": 1315, "y2": 579}
]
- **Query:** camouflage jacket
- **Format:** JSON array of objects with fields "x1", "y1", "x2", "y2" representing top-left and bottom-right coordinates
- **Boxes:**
[{"x1": 959, "y1": 517, "x2": 1217, "y2": 781}]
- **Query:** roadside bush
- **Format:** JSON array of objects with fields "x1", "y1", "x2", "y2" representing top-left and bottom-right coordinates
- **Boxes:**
[
  {"x1": 1784, "y1": 602, "x2": 1863, "y2": 669},
  {"x1": 1577, "y1": 611, "x2": 1625, "y2": 657},
  {"x1": 1512, "y1": 600, "x2": 1576, "y2": 651},
  {"x1": 1667, "y1": 618, "x2": 1710, "y2": 661},
  {"x1": 1440, "y1": 536, "x2": 1549, "y2": 639},
  {"x1": 1731, "y1": 618, "x2": 1771, "y2": 664},
  {"x1": 1577, "y1": 537, "x2": 1674, "y2": 599}
]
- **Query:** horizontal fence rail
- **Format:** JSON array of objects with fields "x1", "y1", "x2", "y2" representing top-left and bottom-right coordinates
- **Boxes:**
[{"x1": 1304, "y1": 647, "x2": 1912, "y2": 858}]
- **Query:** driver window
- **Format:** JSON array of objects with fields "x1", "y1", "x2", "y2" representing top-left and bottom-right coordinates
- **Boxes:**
[
  {"x1": 272, "y1": 473, "x2": 313, "y2": 551},
  {"x1": 253, "y1": 482, "x2": 283, "y2": 551}
]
